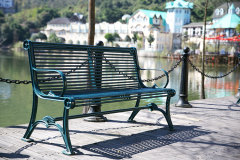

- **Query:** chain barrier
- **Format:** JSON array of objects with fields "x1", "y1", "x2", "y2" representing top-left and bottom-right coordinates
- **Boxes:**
[
  {"x1": 188, "y1": 59, "x2": 240, "y2": 79},
  {"x1": 0, "y1": 77, "x2": 31, "y2": 84},
  {"x1": 103, "y1": 55, "x2": 184, "y2": 82},
  {"x1": 2, "y1": 54, "x2": 239, "y2": 84},
  {"x1": 142, "y1": 57, "x2": 183, "y2": 82},
  {"x1": 0, "y1": 60, "x2": 89, "y2": 84}
]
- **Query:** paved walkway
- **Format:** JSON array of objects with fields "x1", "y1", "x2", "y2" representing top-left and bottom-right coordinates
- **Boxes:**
[{"x1": 0, "y1": 96, "x2": 240, "y2": 160}]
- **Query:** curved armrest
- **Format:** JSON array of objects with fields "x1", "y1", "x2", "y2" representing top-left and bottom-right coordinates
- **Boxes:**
[
  {"x1": 32, "y1": 67, "x2": 67, "y2": 98},
  {"x1": 140, "y1": 68, "x2": 169, "y2": 88}
]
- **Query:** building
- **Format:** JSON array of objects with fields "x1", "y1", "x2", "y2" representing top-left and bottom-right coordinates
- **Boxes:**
[
  {"x1": 127, "y1": 0, "x2": 193, "y2": 51},
  {"x1": 43, "y1": 0, "x2": 194, "y2": 53},
  {"x1": 0, "y1": 0, "x2": 14, "y2": 13},
  {"x1": 43, "y1": 17, "x2": 128, "y2": 46},
  {"x1": 210, "y1": 4, "x2": 240, "y2": 37},
  {"x1": 212, "y1": 1, "x2": 240, "y2": 24},
  {"x1": 166, "y1": 0, "x2": 193, "y2": 33}
]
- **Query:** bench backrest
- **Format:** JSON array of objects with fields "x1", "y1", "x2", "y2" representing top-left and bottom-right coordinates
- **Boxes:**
[{"x1": 24, "y1": 41, "x2": 143, "y2": 96}]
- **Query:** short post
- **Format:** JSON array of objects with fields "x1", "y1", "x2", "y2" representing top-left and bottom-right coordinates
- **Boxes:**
[
  {"x1": 175, "y1": 47, "x2": 192, "y2": 108},
  {"x1": 84, "y1": 41, "x2": 107, "y2": 122},
  {"x1": 236, "y1": 80, "x2": 240, "y2": 98},
  {"x1": 236, "y1": 54, "x2": 240, "y2": 98}
]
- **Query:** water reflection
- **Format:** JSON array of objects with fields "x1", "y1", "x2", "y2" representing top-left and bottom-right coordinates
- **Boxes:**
[
  {"x1": 0, "y1": 51, "x2": 239, "y2": 127},
  {"x1": 0, "y1": 83, "x2": 11, "y2": 99}
]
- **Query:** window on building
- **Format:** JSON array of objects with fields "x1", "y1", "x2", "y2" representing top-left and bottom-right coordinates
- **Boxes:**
[
  {"x1": 220, "y1": 8, "x2": 224, "y2": 15},
  {"x1": 215, "y1": 9, "x2": 219, "y2": 16},
  {"x1": 236, "y1": 7, "x2": 240, "y2": 14}
]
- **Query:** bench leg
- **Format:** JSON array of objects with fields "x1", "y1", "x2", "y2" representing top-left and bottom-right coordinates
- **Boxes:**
[
  {"x1": 62, "y1": 107, "x2": 74, "y2": 155},
  {"x1": 164, "y1": 96, "x2": 174, "y2": 131},
  {"x1": 237, "y1": 98, "x2": 240, "y2": 104},
  {"x1": 128, "y1": 97, "x2": 141, "y2": 122},
  {"x1": 22, "y1": 93, "x2": 38, "y2": 142},
  {"x1": 151, "y1": 97, "x2": 174, "y2": 131}
]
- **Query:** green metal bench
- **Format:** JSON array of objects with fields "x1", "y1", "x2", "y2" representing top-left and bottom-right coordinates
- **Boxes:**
[{"x1": 21, "y1": 40, "x2": 176, "y2": 155}]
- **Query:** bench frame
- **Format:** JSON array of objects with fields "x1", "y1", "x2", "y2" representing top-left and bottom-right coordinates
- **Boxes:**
[{"x1": 21, "y1": 40, "x2": 176, "y2": 155}]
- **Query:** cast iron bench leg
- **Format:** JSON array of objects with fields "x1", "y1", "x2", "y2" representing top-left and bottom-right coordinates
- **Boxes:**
[
  {"x1": 62, "y1": 107, "x2": 74, "y2": 155},
  {"x1": 22, "y1": 93, "x2": 38, "y2": 142},
  {"x1": 149, "y1": 97, "x2": 174, "y2": 131},
  {"x1": 128, "y1": 96, "x2": 141, "y2": 122}
]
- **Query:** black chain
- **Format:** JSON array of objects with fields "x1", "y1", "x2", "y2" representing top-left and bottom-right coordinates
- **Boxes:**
[
  {"x1": 188, "y1": 59, "x2": 240, "y2": 79},
  {"x1": 142, "y1": 57, "x2": 183, "y2": 82},
  {"x1": 103, "y1": 55, "x2": 183, "y2": 82},
  {"x1": 0, "y1": 77, "x2": 32, "y2": 84},
  {"x1": 0, "y1": 60, "x2": 89, "y2": 84},
  {"x1": 0, "y1": 56, "x2": 183, "y2": 84},
  {"x1": 103, "y1": 56, "x2": 137, "y2": 80},
  {"x1": 39, "y1": 60, "x2": 88, "y2": 82}
]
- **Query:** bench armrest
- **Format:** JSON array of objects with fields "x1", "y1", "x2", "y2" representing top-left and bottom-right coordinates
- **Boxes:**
[
  {"x1": 140, "y1": 68, "x2": 169, "y2": 88},
  {"x1": 32, "y1": 67, "x2": 67, "y2": 98}
]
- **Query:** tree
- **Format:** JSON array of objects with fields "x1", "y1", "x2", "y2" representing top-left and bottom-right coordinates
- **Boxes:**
[
  {"x1": 37, "y1": 32, "x2": 47, "y2": 40},
  {"x1": 236, "y1": 24, "x2": 240, "y2": 34},
  {"x1": 132, "y1": 32, "x2": 138, "y2": 44},
  {"x1": 125, "y1": 35, "x2": 131, "y2": 42},
  {"x1": 0, "y1": 10, "x2": 4, "y2": 24},
  {"x1": 0, "y1": 23, "x2": 13, "y2": 45},
  {"x1": 147, "y1": 34, "x2": 155, "y2": 47},
  {"x1": 201, "y1": 0, "x2": 209, "y2": 99},
  {"x1": 48, "y1": 33, "x2": 63, "y2": 43},
  {"x1": 88, "y1": 0, "x2": 95, "y2": 45},
  {"x1": 104, "y1": 33, "x2": 114, "y2": 46},
  {"x1": 113, "y1": 33, "x2": 120, "y2": 41}
]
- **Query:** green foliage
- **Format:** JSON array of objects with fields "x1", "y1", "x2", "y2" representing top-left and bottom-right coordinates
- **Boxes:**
[
  {"x1": 48, "y1": 33, "x2": 64, "y2": 43},
  {"x1": 125, "y1": 35, "x2": 131, "y2": 42},
  {"x1": 189, "y1": 0, "x2": 236, "y2": 22},
  {"x1": 147, "y1": 34, "x2": 155, "y2": 47},
  {"x1": 132, "y1": 32, "x2": 138, "y2": 44},
  {"x1": 236, "y1": 24, "x2": 240, "y2": 34},
  {"x1": 1, "y1": 0, "x2": 238, "y2": 46},
  {"x1": 0, "y1": 10, "x2": 4, "y2": 24},
  {"x1": 104, "y1": 33, "x2": 115, "y2": 46},
  {"x1": 31, "y1": 32, "x2": 47, "y2": 41},
  {"x1": 113, "y1": 33, "x2": 121, "y2": 41}
]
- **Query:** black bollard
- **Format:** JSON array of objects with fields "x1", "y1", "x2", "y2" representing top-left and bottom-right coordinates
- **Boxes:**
[
  {"x1": 236, "y1": 80, "x2": 240, "y2": 98},
  {"x1": 175, "y1": 47, "x2": 192, "y2": 108},
  {"x1": 84, "y1": 41, "x2": 107, "y2": 122},
  {"x1": 236, "y1": 54, "x2": 240, "y2": 98}
]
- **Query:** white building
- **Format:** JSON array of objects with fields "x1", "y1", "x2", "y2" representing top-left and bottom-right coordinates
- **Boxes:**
[
  {"x1": 43, "y1": 17, "x2": 128, "y2": 46},
  {"x1": 43, "y1": 0, "x2": 194, "y2": 52},
  {"x1": 0, "y1": 0, "x2": 14, "y2": 13},
  {"x1": 166, "y1": 0, "x2": 193, "y2": 33}
]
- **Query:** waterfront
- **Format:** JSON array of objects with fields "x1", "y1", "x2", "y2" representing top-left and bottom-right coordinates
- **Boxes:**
[{"x1": 0, "y1": 51, "x2": 239, "y2": 127}]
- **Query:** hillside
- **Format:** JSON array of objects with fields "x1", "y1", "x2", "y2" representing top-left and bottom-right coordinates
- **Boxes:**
[
  {"x1": 0, "y1": 0, "x2": 236, "y2": 46},
  {"x1": 14, "y1": 0, "x2": 236, "y2": 23}
]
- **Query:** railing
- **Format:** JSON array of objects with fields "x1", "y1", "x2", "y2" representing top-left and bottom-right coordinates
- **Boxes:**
[{"x1": 1, "y1": 47, "x2": 240, "y2": 107}]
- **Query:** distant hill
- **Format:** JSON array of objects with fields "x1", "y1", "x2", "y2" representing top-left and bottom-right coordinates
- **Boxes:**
[{"x1": 14, "y1": 0, "x2": 237, "y2": 23}]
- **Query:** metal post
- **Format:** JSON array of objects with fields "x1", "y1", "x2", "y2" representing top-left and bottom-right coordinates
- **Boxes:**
[
  {"x1": 84, "y1": 41, "x2": 107, "y2": 122},
  {"x1": 236, "y1": 54, "x2": 240, "y2": 98},
  {"x1": 236, "y1": 80, "x2": 240, "y2": 98},
  {"x1": 175, "y1": 47, "x2": 192, "y2": 108}
]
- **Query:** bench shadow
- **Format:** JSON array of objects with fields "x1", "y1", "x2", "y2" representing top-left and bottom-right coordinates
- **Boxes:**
[
  {"x1": 7, "y1": 124, "x2": 211, "y2": 159},
  {"x1": 80, "y1": 125, "x2": 211, "y2": 159},
  {"x1": 0, "y1": 153, "x2": 30, "y2": 159}
]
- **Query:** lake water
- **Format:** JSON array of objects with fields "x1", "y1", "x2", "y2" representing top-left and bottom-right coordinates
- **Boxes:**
[{"x1": 0, "y1": 50, "x2": 239, "y2": 127}]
